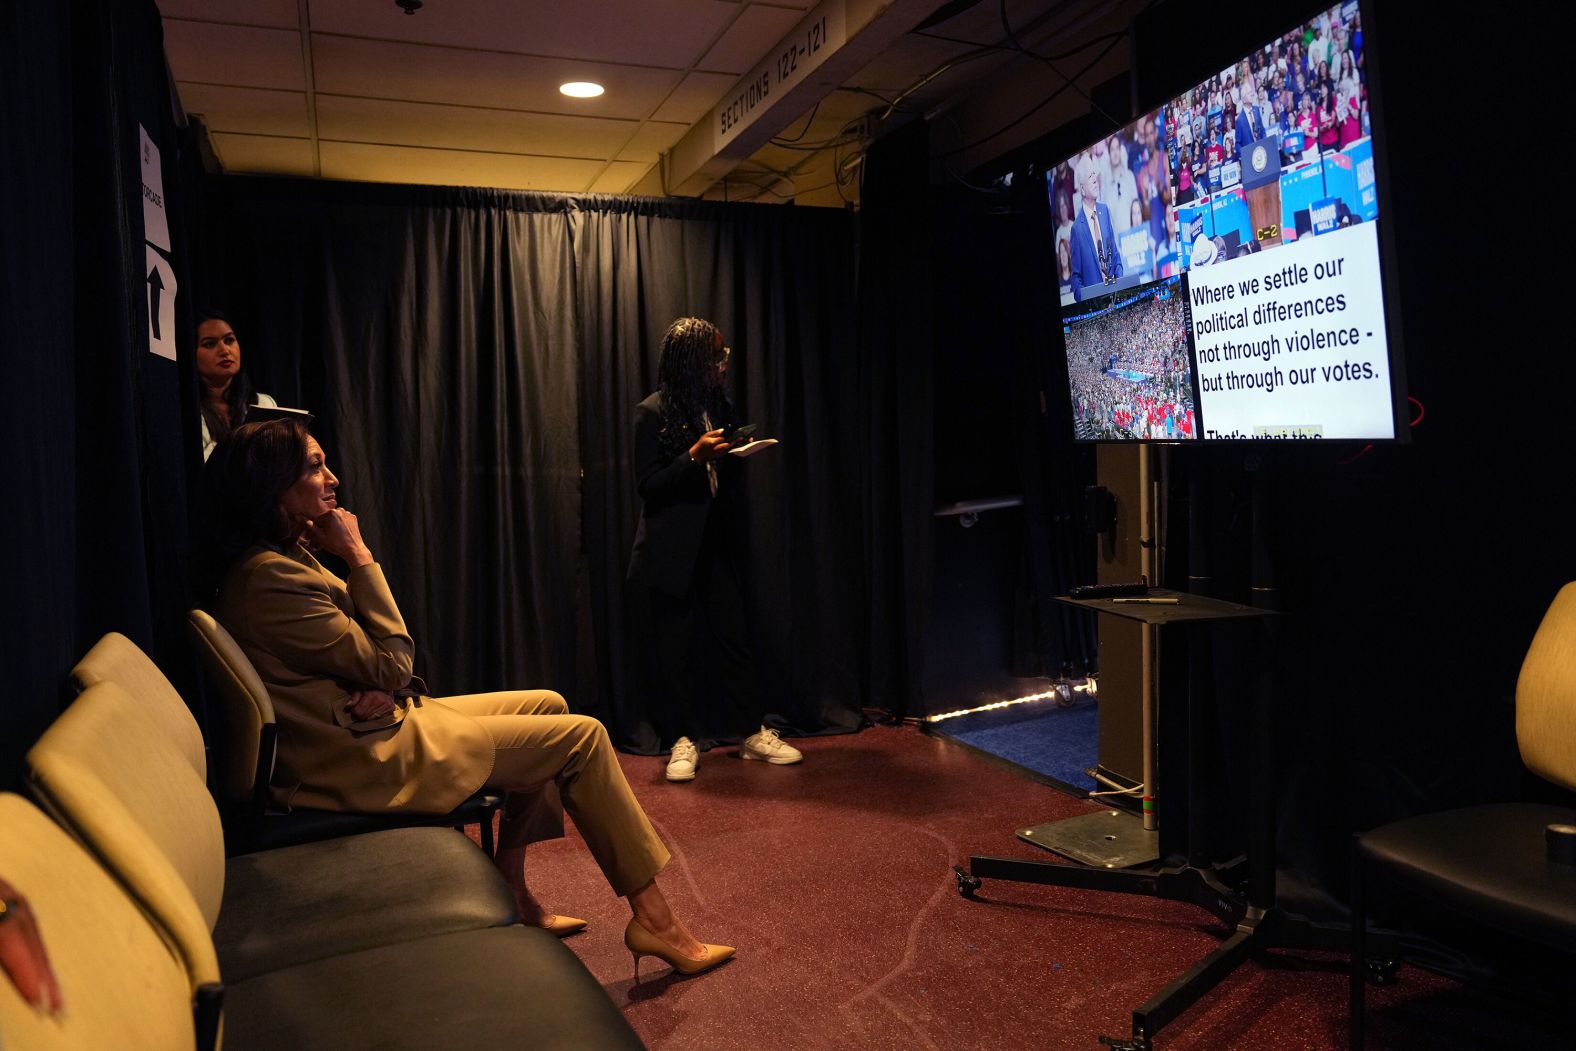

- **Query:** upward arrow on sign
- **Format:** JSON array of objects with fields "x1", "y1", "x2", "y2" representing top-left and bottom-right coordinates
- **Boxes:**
[
  {"x1": 144, "y1": 244, "x2": 177, "y2": 361},
  {"x1": 147, "y1": 264, "x2": 165, "y2": 340}
]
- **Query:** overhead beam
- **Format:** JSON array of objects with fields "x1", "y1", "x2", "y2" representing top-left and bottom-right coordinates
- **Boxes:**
[{"x1": 634, "y1": 0, "x2": 937, "y2": 198}]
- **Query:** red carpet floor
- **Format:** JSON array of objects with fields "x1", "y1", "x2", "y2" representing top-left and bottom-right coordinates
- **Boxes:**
[{"x1": 494, "y1": 724, "x2": 1532, "y2": 1050}]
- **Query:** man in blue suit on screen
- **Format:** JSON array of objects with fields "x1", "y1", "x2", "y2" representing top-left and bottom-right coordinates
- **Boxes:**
[
  {"x1": 1069, "y1": 158, "x2": 1121, "y2": 301},
  {"x1": 1234, "y1": 77, "x2": 1270, "y2": 163}
]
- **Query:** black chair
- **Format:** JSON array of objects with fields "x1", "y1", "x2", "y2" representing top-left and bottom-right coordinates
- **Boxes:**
[
  {"x1": 22, "y1": 678, "x2": 638, "y2": 1051},
  {"x1": 1351, "y1": 582, "x2": 1576, "y2": 1047},
  {"x1": 179, "y1": 614, "x2": 502, "y2": 855}
]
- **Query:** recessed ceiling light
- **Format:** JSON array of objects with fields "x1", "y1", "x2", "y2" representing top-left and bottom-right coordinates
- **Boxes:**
[{"x1": 559, "y1": 82, "x2": 605, "y2": 99}]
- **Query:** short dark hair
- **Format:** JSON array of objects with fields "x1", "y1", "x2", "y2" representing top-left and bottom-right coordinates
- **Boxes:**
[{"x1": 195, "y1": 418, "x2": 311, "y2": 596}]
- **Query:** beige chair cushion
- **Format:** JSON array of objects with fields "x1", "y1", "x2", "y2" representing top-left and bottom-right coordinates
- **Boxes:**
[
  {"x1": 70, "y1": 632, "x2": 207, "y2": 780},
  {"x1": 1518, "y1": 581, "x2": 1576, "y2": 792},
  {"x1": 189, "y1": 608, "x2": 275, "y2": 805},
  {"x1": 26, "y1": 681, "x2": 224, "y2": 988},
  {"x1": 0, "y1": 793, "x2": 196, "y2": 1050}
]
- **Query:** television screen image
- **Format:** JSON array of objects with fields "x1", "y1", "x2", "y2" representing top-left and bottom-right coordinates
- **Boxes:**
[
  {"x1": 1168, "y1": 1, "x2": 1394, "y2": 440},
  {"x1": 1063, "y1": 276, "x2": 1197, "y2": 441},
  {"x1": 1046, "y1": 0, "x2": 1401, "y2": 442},
  {"x1": 1048, "y1": 107, "x2": 1178, "y2": 308},
  {"x1": 1165, "y1": 2, "x2": 1372, "y2": 270}
]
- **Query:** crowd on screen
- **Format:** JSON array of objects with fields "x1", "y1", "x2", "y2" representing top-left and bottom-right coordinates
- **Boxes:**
[
  {"x1": 1066, "y1": 291, "x2": 1194, "y2": 441},
  {"x1": 1167, "y1": 4, "x2": 1369, "y2": 204}
]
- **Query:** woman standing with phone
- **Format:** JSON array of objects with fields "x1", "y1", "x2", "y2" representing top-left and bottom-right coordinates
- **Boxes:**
[{"x1": 626, "y1": 317, "x2": 804, "y2": 783}]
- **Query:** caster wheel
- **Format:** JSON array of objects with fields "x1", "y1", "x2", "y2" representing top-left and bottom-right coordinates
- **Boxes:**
[
  {"x1": 1365, "y1": 958, "x2": 1399, "y2": 986},
  {"x1": 953, "y1": 865, "x2": 982, "y2": 898},
  {"x1": 1055, "y1": 682, "x2": 1076, "y2": 708}
]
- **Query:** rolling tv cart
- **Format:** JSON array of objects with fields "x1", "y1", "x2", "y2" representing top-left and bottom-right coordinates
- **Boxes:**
[{"x1": 953, "y1": 589, "x2": 1371, "y2": 1050}]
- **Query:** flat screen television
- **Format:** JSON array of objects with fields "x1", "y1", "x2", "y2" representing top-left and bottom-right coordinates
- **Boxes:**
[{"x1": 1047, "y1": 0, "x2": 1404, "y2": 442}]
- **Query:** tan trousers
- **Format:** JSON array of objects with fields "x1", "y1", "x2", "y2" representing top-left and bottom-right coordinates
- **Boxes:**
[{"x1": 433, "y1": 690, "x2": 670, "y2": 897}]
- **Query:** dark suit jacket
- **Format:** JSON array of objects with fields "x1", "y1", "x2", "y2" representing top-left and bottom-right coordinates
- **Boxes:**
[
  {"x1": 626, "y1": 391, "x2": 740, "y2": 598},
  {"x1": 1235, "y1": 105, "x2": 1267, "y2": 160},
  {"x1": 1068, "y1": 202, "x2": 1121, "y2": 301}
]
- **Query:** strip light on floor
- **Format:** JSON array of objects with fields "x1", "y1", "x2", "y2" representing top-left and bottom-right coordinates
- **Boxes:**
[{"x1": 925, "y1": 678, "x2": 1095, "y2": 725}]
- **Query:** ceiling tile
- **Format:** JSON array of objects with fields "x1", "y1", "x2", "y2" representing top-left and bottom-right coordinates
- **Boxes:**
[
  {"x1": 163, "y1": 21, "x2": 306, "y2": 90},
  {"x1": 697, "y1": 3, "x2": 804, "y2": 74},
  {"x1": 210, "y1": 133, "x2": 317, "y2": 176},
  {"x1": 159, "y1": 0, "x2": 1084, "y2": 207},
  {"x1": 312, "y1": 36, "x2": 683, "y2": 121},
  {"x1": 650, "y1": 70, "x2": 737, "y2": 123},
  {"x1": 317, "y1": 96, "x2": 640, "y2": 159},
  {"x1": 588, "y1": 161, "x2": 653, "y2": 194},
  {"x1": 615, "y1": 121, "x2": 690, "y2": 162},
  {"x1": 176, "y1": 83, "x2": 311, "y2": 138},
  {"x1": 156, "y1": 0, "x2": 298, "y2": 28},
  {"x1": 319, "y1": 141, "x2": 607, "y2": 192},
  {"x1": 308, "y1": 0, "x2": 738, "y2": 69}
]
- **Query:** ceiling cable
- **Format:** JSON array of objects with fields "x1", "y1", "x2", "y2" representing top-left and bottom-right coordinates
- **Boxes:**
[
  {"x1": 770, "y1": 100, "x2": 822, "y2": 146},
  {"x1": 934, "y1": 29, "x2": 1125, "y2": 158},
  {"x1": 1000, "y1": 0, "x2": 1121, "y2": 129}
]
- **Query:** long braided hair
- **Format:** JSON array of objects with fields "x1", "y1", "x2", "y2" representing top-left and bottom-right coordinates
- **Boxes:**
[{"x1": 655, "y1": 317, "x2": 733, "y2": 459}]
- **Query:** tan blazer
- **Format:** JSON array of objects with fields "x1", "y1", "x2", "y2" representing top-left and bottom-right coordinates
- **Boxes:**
[{"x1": 213, "y1": 542, "x2": 495, "y2": 813}]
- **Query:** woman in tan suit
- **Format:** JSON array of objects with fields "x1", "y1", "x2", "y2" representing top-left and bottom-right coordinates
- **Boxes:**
[{"x1": 199, "y1": 419, "x2": 731, "y2": 978}]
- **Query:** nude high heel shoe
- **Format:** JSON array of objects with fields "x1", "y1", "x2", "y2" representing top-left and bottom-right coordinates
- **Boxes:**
[
  {"x1": 541, "y1": 914, "x2": 588, "y2": 937},
  {"x1": 624, "y1": 917, "x2": 735, "y2": 981}
]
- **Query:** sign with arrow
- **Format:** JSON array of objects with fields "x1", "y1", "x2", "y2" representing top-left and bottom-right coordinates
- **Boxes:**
[
  {"x1": 140, "y1": 124, "x2": 176, "y2": 360},
  {"x1": 146, "y1": 244, "x2": 177, "y2": 360}
]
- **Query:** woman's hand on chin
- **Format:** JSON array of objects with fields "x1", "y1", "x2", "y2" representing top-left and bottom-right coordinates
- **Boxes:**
[{"x1": 303, "y1": 508, "x2": 375, "y2": 568}]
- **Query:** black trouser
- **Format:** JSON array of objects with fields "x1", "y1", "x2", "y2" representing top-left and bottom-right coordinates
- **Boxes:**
[{"x1": 643, "y1": 525, "x2": 761, "y2": 749}]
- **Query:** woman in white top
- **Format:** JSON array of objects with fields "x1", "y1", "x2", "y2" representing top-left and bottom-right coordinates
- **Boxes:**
[
  {"x1": 1335, "y1": 49, "x2": 1360, "y2": 114},
  {"x1": 197, "y1": 311, "x2": 276, "y2": 460}
]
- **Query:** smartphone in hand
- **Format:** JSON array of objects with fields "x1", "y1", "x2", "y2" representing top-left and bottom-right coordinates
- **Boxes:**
[{"x1": 725, "y1": 423, "x2": 758, "y2": 444}]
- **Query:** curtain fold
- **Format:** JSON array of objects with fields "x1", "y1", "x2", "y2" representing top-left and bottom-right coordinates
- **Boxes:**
[
  {"x1": 220, "y1": 184, "x2": 582, "y2": 700},
  {"x1": 1, "y1": 0, "x2": 197, "y2": 785},
  {"x1": 855, "y1": 121, "x2": 935, "y2": 719},
  {"x1": 214, "y1": 182, "x2": 869, "y2": 747},
  {"x1": 2, "y1": 0, "x2": 78, "y2": 786},
  {"x1": 1012, "y1": 176, "x2": 1098, "y2": 682},
  {"x1": 574, "y1": 200, "x2": 866, "y2": 750}
]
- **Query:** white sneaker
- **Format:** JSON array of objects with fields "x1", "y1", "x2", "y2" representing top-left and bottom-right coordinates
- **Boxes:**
[
  {"x1": 666, "y1": 737, "x2": 698, "y2": 782},
  {"x1": 741, "y1": 726, "x2": 803, "y2": 765}
]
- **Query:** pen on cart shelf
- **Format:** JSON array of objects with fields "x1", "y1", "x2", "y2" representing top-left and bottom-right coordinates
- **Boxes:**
[{"x1": 1111, "y1": 597, "x2": 1181, "y2": 605}]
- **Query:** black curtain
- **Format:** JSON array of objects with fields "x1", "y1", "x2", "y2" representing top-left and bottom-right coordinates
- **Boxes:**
[
  {"x1": 215, "y1": 182, "x2": 583, "y2": 704},
  {"x1": 572, "y1": 197, "x2": 865, "y2": 751},
  {"x1": 922, "y1": 148, "x2": 1099, "y2": 713},
  {"x1": 1, "y1": 0, "x2": 196, "y2": 787},
  {"x1": 211, "y1": 181, "x2": 872, "y2": 748},
  {"x1": 1006, "y1": 162, "x2": 1099, "y2": 682},
  {"x1": 1, "y1": 0, "x2": 78, "y2": 787},
  {"x1": 854, "y1": 120, "x2": 936, "y2": 719}
]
